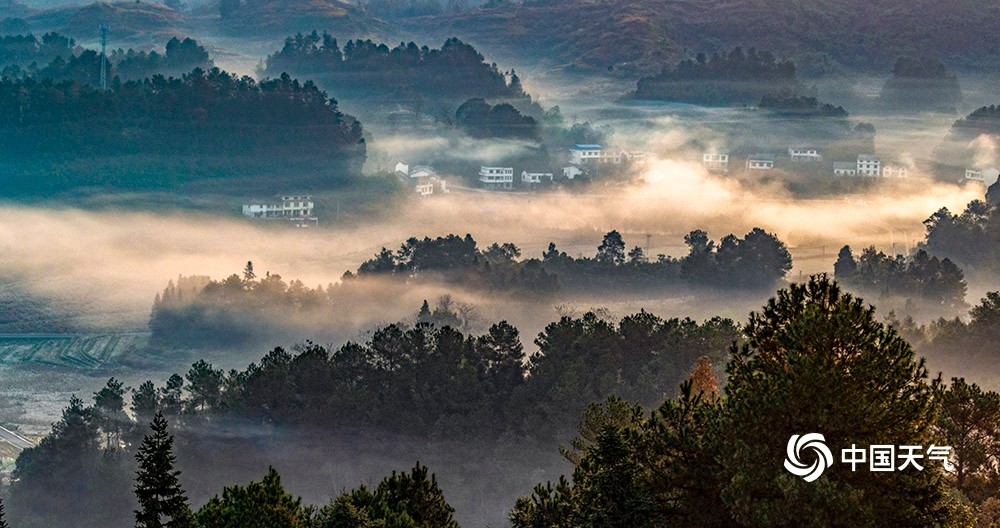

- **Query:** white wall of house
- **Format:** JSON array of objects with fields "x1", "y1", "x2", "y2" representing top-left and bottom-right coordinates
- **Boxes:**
[
  {"x1": 479, "y1": 167, "x2": 514, "y2": 189},
  {"x1": 857, "y1": 156, "x2": 881, "y2": 177}
]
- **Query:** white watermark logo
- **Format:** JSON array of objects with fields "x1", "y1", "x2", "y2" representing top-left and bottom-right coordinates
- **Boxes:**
[
  {"x1": 784, "y1": 434, "x2": 955, "y2": 481},
  {"x1": 784, "y1": 433, "x2": 834, "y2": 482}
]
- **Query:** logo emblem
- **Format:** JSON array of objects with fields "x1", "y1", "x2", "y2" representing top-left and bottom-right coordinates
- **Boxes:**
[{"x1": 784, "y1": 433, "x2": 833, "y2": 482}]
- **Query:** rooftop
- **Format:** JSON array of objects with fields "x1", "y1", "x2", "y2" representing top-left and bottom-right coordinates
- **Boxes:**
[{"x1": 571, "y1": 144, "x2": 603, "y2": 150}]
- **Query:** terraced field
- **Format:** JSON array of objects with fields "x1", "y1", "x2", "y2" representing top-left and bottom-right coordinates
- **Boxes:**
[{"x1": 0, "y1": 333, "x2": 148, "y2": 368}]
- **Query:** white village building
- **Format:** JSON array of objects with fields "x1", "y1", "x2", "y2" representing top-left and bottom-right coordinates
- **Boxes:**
[
  {"x1": 522, "y1": 171, "x2": 554, "y2": 186},
  {"x1": 703, "y1": 152, "x2": 729, "y2": 173},
  {"x1": 569, "y1": 144, "x2": 604, "y2": 165},
  {"x1": 881, "y1": 164, "x2": 909, "y2": 179},
  {"x1": 857, "y1": 155, "x2": 881, "y2": 177},
  {"x1": 788, "y1": 147, "x2": 822, "y2": 162},
  {"x1": 243, "y1": 194, "x2": 318, "y2": 227},
  {"x1": 833, "y1": 162, "x2": 857, "y2": 176},
  {"x1": 569, "y1": 144, "x2": 646, "y2": 165},
  {"x1": 746, "y1": 154, "x2": 775, "y2": 171},
  {"x1": 479, "y1": 166, "x2": 514, "y2": 190},
  {"x1": 562, "y1": 166, "x2": 583, "y2": 180},
  {"x1": 965, "y1": 167, "x2": 1000, "y2": 186},
  {"x1": 396, "y1": 162, "x2": 448, "y2": 196}
]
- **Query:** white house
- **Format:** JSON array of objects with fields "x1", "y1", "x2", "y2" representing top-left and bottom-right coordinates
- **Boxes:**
[
  {"x1": 788, "y1": 147, "x2": 822, "y2": 162},
  {"x1": 242, "y1": 202, "x2": 284, "y2": 218},
  {"x1": 416, "y1": 177, "x2": 448, "y2": 196},
  {"x1": 522, "y1": 171, "x2": 553, "y2": 185},
  {"x1": 703, "y1": 152, "x2": 729, "y2": 173},
  {"x1": 628, "y1": 151, "x2": 648, "y2": 163},
  {"x1": 479, "y1": 166, "x2": 514, "y2": 190},
  {"x1": 833, "y1": 162, "x2": 857, "y2": 176},
  {"x1": 882, "y1": 165, "x2": 909, "y2": 179},
  {"x1": 415, "y1": 180, "x2": 434, "y2": 196},
  {"x1": 275, "y1": 194, "x2": 314, "y2": 217},
  {"x1": 394, "y1": 162, "x2": 409, "y2": 177},
  {"x1": 965, "y1": 167, "x2": 1000, "y2": 186},
  {"x1": 562, "y1": 166, "x2": 583, "y2": 180},
  {"x1": 569, "y1": 144, "x2": 603, "y2": 165},
  {"x1": 243, "y1": 194, "x2": 317, "y2": 226},
  {"x1": 746, "y1": 154, "x2": 775, "y2": 170},
  {"x1": 857, "y1": 155, "x2": 881, "y2": 177}
]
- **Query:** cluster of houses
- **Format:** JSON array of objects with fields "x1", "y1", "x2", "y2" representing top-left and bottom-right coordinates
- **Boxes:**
[
  {"x1": 396, "y1": 163, "x2": 449, "y2": 196},
  {"x1": 702, "y1": 148, "x2": 910, "y2": 179},
  {"x1": 478, "y1": 166, "x2": 556, "y2": 190},
  {"x1": 560, "y1": 144, "x2": 648, "y2": 181},
  {"x1": 242, "y1": 194, "x2": 318, "y2": 227}
]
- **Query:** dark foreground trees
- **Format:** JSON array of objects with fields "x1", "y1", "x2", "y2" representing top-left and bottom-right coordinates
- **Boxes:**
[
  {"x1": 21, "y1": 276, "x2": 1000, "y2": 526},
  {"x1": 134, "y1": 412, "x2": 194, "y2": 528},
  {"x1": 511, "y1": 275, "x2": 952, "y2": 527}
]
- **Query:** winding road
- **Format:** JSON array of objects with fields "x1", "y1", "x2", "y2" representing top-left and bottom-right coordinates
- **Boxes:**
[{"x1": 0, "y1": 424, "x2": 34, "y2": 451}]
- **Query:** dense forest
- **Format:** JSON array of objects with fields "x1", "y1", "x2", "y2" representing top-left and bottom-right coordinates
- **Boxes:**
[
  {"x1": 11, "y1": 277, "x2": 1000, "y2": 526},
  {"x1": 356, "y1": 228, "x2": 792, "y2": 292},
  {"x1": 0, "y1": 32, "x2": 75, "y2": 69},
  {"x1": 454, "y1": 97, "x2": 539, "y2": 139},
  {"x1": 10, "y1": 302, "x2": 739, "y2": 526},
  {"x1": 879, "y1": 57, "x2": 962, "y2": 112},
  {"x1": 953, "y1": 105, "x2": 1000, "y2": 136},
  {"x1": 833, "y1": 245, "x2": 967, "y2": 311},
  {"x1": 758, "y1": 91, "x2": 848, "y2": 118},
  {"x1": 148, "y1": 230, "x2": 790, "y2": 348},
  {"x1": 921, "y1": 200, "x2": 1000, "y2": 276},
  {"x1": 263, "y1": 34, "x2": 530, "y2": 107},
  {"x1": 0, "y1": 67, "x2": 366, "y2": 193},
  {"x1": 631, "y1": 48, "x2": 800, "y2": 105},
  {"x1": 892, "y1": 291, "x2": 1000, "y2": 383},
  {"x1": 0, "y1": 33, "x2": 212, "y2": 83}
]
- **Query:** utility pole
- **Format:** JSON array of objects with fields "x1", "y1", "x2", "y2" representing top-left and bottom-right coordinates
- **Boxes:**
[{"x1": 99, "y1": 24, "x2": 109, "y2": 91}]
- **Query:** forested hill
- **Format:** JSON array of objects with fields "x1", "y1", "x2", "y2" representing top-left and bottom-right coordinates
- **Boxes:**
[
  {"x1": 631, "y1": 47, "x2": 799, "y2": 105},
  {"x1": 0, "y1": 67, "x2": 366, "y2": 194},
  {"x1": 394, "y1": 0, "x2": 1000, "y2": 74},
  {"x1": 263, "y1": 35, "x2": 529, "y2": 104}
]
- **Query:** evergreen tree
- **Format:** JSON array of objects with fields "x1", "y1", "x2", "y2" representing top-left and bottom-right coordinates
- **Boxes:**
[
  {"x1": 315, "y1": 463, "x2": 459, "y2": 528},
  {"x1": 718, "y1": 274, "x2": 947, "y2": 527},
  {"x1": 417, "y1": 299, "x2": 432, "y2": 323},
  {"x1": 243, "y1": 261, "x2": 256, "y2": 283},
  {"x1": 834, "y1": 245, "x2": 858, "y2": 278},
  {"x1": 596, "y1": 230, "x2": 626, "y2": 265},
  {"x1": 196, "y1": 467, "x2": 308, "y2": 528},
  {"x1": 94, "y1": 377, "x2": 128, "y2": 449},
  {"x1": 134, "y1": 412, "x2": 193, "y2": 528}
]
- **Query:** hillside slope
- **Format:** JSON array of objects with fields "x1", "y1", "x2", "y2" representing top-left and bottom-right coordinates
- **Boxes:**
[{"x1": 398, "y1": 0, "x2": 1000, "y2": 74}]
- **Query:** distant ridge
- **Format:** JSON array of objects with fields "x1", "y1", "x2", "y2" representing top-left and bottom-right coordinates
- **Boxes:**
[{"x1": 397, "y1": 0, "x2": 1000, "y2": 74}]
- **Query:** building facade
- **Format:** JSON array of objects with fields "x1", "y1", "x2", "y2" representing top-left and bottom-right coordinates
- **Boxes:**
[
  {"x1": 833, "y1": 162, "x2": 857, "y2": 176},
  {"x1": 479, "y1": 166, "x2": 514, "y2": 190},
  {"x1": 857, "y1": 155, "x2": 881, "y2": 177},
  {"x1": 746, "y1": 154, "x2": 775, "y2": 170},
  {"x1": 789, "y1": 147, "x2": 822, "y2": 162},
  {"x1": 703, "y1": 152, "x2": 730, "y2": 173},
  {"x1": 243, "y1": 194, "x2": 317, "y2": 226}
]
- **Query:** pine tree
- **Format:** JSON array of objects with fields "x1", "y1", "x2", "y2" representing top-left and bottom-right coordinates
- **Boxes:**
[
  {"x1": 242, "y1": 261, "x2": 256, "y2": 283},
  {"x1": 134, "y1": 412, "x2": 192, "y2": 528},
  {"x1": 833, "y1": 245, "x2": 857, "y2": 279},
  {"x1": 0, "y1": 495, "x2": 9, "y2": 528},
  {"x1": 718, "y1": 275, "x2": 947, "y2": 527}
]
